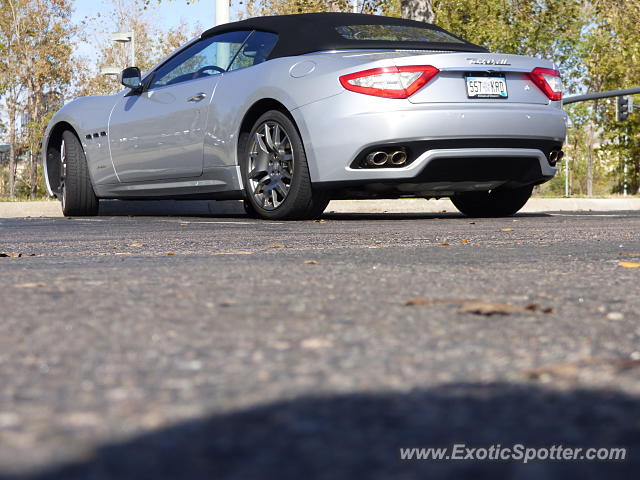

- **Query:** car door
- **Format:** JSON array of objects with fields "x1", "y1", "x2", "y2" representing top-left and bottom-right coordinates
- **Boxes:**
[{"x1": 108, "y1": 31, "x2": 252, "y2": 183}]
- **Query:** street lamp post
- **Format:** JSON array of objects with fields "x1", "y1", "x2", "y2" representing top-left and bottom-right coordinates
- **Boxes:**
[
  {"x1": 111, "y1": 31, "x2": 135, "y2": 67},
  {"x1": 215, "y1": 0, "x2": 230, "y2": 26}
]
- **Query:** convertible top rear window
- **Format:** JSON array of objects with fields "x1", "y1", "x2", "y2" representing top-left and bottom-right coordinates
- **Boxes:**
[{"x1": 335, "y1": 25, "x2": 465, "y2": 44}]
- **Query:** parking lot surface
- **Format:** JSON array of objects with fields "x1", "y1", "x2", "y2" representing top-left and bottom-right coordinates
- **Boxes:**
[{"x1": 1, "y1": 208, "x2": 639, "y2": 479}]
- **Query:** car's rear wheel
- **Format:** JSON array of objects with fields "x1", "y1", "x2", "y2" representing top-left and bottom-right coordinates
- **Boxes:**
[
  {"x1": 450, "y1": 185, "x2": 533, "y2": 217},
  {"x1": 60, "y1": 130, "x2": 99, "y2": 216},
  {"x1": 240, "y1": 110, "x2": 328, "y2": 220}
]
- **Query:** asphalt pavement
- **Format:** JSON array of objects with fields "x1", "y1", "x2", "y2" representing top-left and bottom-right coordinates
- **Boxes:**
[{"x1": 1, "y1": 207, "x2": 640, "y2": 479}]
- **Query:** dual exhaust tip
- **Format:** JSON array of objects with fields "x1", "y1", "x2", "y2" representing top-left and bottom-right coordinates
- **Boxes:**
[
  {"x1": 366, "y1": 150, "x2": 408, "y2": 168},
  {"x1": 548, "y1": 150, "x2": 564, "y2": 166},
  {"x1": 366, "y1": 148, "x2": 563, "y2": 168}
]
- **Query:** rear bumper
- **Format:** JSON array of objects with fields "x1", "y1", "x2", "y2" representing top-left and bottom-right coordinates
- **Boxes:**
[
  {"x1": 314, "y1": 148, "x2": 556, "y2": 197},
  {"x1": 292, "y1": 93, "x2": 566, "y2": 188}
]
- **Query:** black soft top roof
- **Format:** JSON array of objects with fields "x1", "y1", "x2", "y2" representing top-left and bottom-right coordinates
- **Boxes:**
[{"x1": 201, "y1": 12, "x2": 487, "y2": 59}]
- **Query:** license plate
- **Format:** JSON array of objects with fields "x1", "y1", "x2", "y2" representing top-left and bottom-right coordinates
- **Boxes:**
[{"x1": 465, "y1": 75, "x2": 508, "y2": 99}]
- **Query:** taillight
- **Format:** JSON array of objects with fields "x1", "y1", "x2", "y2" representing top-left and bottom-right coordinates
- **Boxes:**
[
  {"x1": 528, "y1": 67, "x2": 563, "y2": 101},
  {"x1": 339, "y1": 65, "x2": 439, "y2": 99}
]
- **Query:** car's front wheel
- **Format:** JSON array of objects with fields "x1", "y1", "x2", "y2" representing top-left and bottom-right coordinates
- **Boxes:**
[
  {"x1": 240, "y1": 110, "x2": 328, "y2": 220},
  {"x1": 60, "y1": 130, "x2": 99, "y2": 216},
  {"x1": 450, "y1": 185, "x2": 533, "y2": 217}
]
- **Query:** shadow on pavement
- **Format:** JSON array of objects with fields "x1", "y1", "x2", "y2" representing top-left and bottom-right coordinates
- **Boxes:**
[
  {"x1": 98, "y1": 200, "x2": 245, "y2": 217},
  {"x1": 97, "y1": 200, "x2": 552, "y2": 221},
  {"x1": 322, "y1": 212, "x2": 551, "y2": 221},
  {"x1": 11, "y1": 383, "x2": 639, "y2": 480}
]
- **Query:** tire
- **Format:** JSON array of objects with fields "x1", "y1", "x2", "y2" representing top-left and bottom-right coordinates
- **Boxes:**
[
  {"x1": 450, "y1": 185, "x2": 533, "y2": 218},
  {"x1": 240, "y1": 110, "x2": 328, "y2": 220},
  {"x1": 60, "y1": 130, "x2": 99, "y2": 216}
]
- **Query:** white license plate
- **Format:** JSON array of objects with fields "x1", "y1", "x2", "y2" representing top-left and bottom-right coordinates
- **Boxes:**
[{"x1": 466, "y1": 76, "x2": 508, "y2": 98}]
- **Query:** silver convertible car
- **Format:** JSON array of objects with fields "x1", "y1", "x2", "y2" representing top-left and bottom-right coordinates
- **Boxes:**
[{"x1": 42, "y1": 12, "x2": 566, "y2": 219}]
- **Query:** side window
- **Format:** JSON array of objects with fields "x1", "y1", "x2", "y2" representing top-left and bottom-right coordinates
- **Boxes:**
[
  {"x1": 149, "y1": 31, "x2": 252, "y2": 89},
  {"x1": 228, "y1": 31, "x2": 279, "y2": 72}
]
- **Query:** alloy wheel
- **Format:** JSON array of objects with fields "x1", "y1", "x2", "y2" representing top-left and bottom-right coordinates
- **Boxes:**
[{"x1": 247, "y1": 121, "x2": 294, "y2": 211}]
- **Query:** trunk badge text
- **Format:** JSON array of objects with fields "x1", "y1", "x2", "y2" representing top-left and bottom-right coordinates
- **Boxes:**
[{"x1": 467, "y1": 58, "x2": 511, "y2": 66}]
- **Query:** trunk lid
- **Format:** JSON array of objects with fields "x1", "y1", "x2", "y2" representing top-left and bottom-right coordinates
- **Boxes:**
[{"x1": 391, "y1": 52, "x2": 555, "y2": 105}]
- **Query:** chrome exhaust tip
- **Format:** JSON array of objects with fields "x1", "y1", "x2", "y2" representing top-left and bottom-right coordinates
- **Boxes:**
[
  {"x1": 389, "y1": 150, "x2": 407, "y2": 166},
  {"x1": 366, "y1": 151, "x2": 389, "y2": 166},
  {"x1": 548, "y1": 150, "x2": 562, "y2": 165}
]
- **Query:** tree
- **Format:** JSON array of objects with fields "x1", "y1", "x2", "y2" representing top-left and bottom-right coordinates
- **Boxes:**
[
  {"x1": 401, "y1": 0, "x2": 433, "y2": 22},
  {"x1": 77, "y1": 0, "x2": 201, "y2": 97},
  {"x1": 0, "y1": 0, "x2": 75, "y2": 198},
  {"x1": 240, "y1": 0, "x2": 399, "y2": 16}
]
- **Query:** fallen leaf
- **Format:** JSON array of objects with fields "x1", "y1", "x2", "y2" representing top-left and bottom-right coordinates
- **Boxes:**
[
  {"x1": 166, "y1": 252, "x2": 175, "y2": 256},
  {"x1": 405, "y1": 298, "x2": 476, "y2": 306},
  {"x1": 469, "y1": 222, "x2": 476, "y2": 224},
  {"x1": 614, "y1": 359, "x2": 640, "y2": 371},
  {"x1": 618, "y1": 261, "x2": 640, "y2": 268},
  {"x1": 524, "y1": 303, "x2": 555, "y2": 314},
  {"x1": 439, "y1": 242, "x2": 450, "y2": 247},
  {"x1": 12, "y1": 282, "x2": 46, "y2": 289},
  {"x1": 113, "y1": 252, "x2": 131, "y2": 256},
  {"x1": 524, "y1": 363, "x2": 579, "y2": 380},
  {"x1": 461, "y1": 239, "x2": 470, "y2": 244},
  {"x1": 619, "y1": 252, "x2": 640, "y2": 257},
  {"x1": 314, "y1": 219, "x2": 327, "y2": 223},
  {"x1": 301, "y1": 337, "x2": 332, "y2": 349},
  {"x1": 500, "y1": 228, "x2": 513, "y2": 232},
  {"x1": 458, "y1": 301, "x2": 526, "y2": 316},
  {"x1": 0, "y1": 252, "x2": 22, "y2": 258},
  {"x1": 266, "y1": 242, "x2": 284, "y2": 249},
  {"x1": 304, "y1": 260, "x2": 318, "y2": 264},
  {"x1": 212, "y1": 251, "x2": 254, "y2": 255},
  {"x1": 128, "y1": 243, "x2": 144, "y2": 247}
]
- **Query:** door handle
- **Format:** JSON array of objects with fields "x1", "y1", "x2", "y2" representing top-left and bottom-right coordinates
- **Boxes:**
[{"x1": 187, "y1": 93, "x2": 207, "y2": 103}]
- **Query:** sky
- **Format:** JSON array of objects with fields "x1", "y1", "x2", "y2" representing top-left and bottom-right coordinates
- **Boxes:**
[
  {"x1": 70, "y1": 0, "x2": 243, "y2": 59},
  {"x1": 71, "y1": 0, "x2": 233, "y2": 31}
]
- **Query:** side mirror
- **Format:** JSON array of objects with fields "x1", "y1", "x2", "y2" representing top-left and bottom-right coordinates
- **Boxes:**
[{"x1": 121, "y1": 67, "x2": 142, "y2": 92}]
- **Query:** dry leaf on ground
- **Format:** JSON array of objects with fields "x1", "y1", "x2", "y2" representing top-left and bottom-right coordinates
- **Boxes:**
[
  {"x1": 212, "y1": 251, "x2": 254, "y2": 255},
  {"x1": 266, "y1": 242, "x2": 284, "y2": 249},
  {"x1": 166, "y1": 252, "x2": 175, "y2": 256},
  {"x1": 304, "y1": 260, "x2": 318, "y2": 264},
  {"x1": 618, "y1": 261, "x2": 640, "y2": 268},
  {"x1": 301, "y1": 337, "x2": 332, "y2": 349},
  {"x1": 525, "y1": 303, "x2": 554, "y2": 314},
  {"x1": 500, "y1": 228, "x2": 514, "y2": 232},
  {"x1": 439, "y1": 242, "x2": 450, "y2": 247},
  {"x1": 524, "y1": 363, "x2": 579, "y2": 380},
  {"x1": 0, "y1": 252, "x2": 22, "y2": 258},
  {"x1": 458, "y1": 301, "x2": 526, "y2": 316},
  {"x1": 405, "y1": 298, "x2": 476, "y2": 306},
  {"x1": 12, "y1": 282, "x2": 46, "y2": 289}
]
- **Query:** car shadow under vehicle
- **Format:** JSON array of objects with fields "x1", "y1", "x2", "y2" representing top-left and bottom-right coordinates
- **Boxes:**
[{"x1": 97, "y1": 199, "x2": 551, "y2": 221}]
